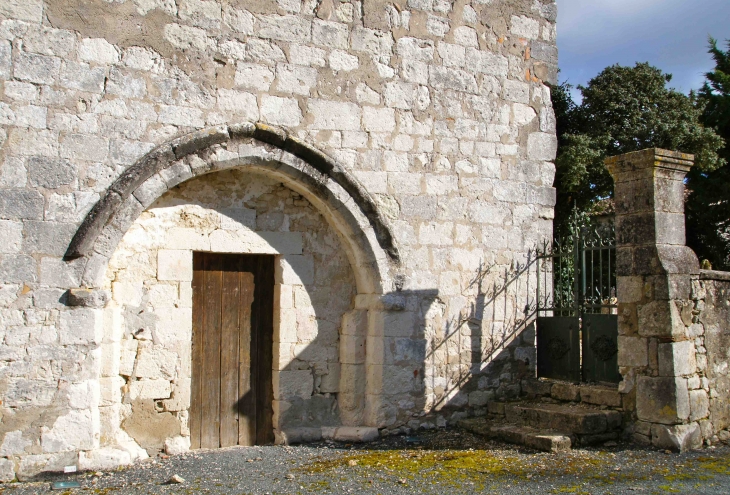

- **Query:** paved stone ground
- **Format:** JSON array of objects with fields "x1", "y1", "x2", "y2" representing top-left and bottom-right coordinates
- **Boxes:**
[{"x1": 3, "y1": 428, "x2": 730, "y2": 495}]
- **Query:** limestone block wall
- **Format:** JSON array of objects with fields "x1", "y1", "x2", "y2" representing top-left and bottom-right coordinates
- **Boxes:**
[
  {"x1": 694, "y1": 271, "x2": 730, "y2": 444},
  {"x1": 0, "y1": 0, "x2": 558, "y2": 479},
  {"x1": 102, "y1": 170, "x2": 356, "y2": 452}
]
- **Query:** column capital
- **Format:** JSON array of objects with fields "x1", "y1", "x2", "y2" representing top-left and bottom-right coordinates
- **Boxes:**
[{"x1": 606, "y1": 148, "x2": 694, "y2": 183}]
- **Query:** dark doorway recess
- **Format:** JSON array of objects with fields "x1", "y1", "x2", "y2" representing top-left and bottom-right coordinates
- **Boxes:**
[{"x1": 190, "y1": 252, "x2": 275, "y2": 448}]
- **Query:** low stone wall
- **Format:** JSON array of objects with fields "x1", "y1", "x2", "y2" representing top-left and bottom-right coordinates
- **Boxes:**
[{"x1": 695, "y1": 270, "x2": 730, "y2": 444}]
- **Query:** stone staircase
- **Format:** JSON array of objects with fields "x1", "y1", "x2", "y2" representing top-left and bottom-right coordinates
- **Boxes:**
[{"x1": 458, "y1": 380, "x2": 626, "y2": 453}]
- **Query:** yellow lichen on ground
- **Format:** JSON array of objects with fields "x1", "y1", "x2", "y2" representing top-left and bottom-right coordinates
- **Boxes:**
[{"x1": 299, "y1": 448, "x2": 525, "y2": 487}]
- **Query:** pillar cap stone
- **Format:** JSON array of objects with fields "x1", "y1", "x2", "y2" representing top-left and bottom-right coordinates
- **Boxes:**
[{"x1": 605, "y1": 148, "x2": 694, "y2": 181}]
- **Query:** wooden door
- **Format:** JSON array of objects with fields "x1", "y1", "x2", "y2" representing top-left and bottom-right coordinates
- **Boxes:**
[{"x1": 190, "y1": 253, "x2": 275, "y2": 449}]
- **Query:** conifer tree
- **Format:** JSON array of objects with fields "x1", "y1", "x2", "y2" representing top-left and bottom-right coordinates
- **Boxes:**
[{"x1": 688, "y1": 38, "x2": 730, "y2": 270}]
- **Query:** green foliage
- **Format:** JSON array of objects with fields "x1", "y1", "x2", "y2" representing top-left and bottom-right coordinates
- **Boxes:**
[
  {"x1": 688, "y1": 39, "x2": 730, "y2": 270},
  {"x1": 552, "y1": 62, "x2": 725, "y2": 245}
]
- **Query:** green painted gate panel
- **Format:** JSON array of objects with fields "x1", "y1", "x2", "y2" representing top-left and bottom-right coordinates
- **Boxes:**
[
  {"x1": 582, "y1": 313, "x2": 621, "y2": 383},
  {"x1": 536, "y1": 316, "x2": 581, "y2": 382}
]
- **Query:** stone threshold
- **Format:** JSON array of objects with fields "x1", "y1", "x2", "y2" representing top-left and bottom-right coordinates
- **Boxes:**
[{"x1": 274, "y1": 426, "x2": 379, "y2": 445}]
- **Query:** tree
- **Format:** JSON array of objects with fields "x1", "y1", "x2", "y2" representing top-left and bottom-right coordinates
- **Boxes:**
[
  {"x1": 552, "y1": 63, "x2": 725, "y2": 239},
  {"x1": 688, "y1": 39, "x2": 730, "y2": 270}
]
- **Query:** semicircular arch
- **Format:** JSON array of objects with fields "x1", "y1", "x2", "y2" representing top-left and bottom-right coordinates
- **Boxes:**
[{"x1": 67, "y1": 122, "x2": 402, "y2": 295}]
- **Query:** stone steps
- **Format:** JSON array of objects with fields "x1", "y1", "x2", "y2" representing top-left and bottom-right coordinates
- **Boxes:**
[
  {"x1": 458, "y1": 418, "x2": 571, "y2": 453},
  {"x1": 459, "y1": 400, "x2": 624, "y2": 451},
  {"x1": 522, "y1": 379, "x2": 623, "y2": 408},
  {"x1": 491, "y1": 424, "x2": 572, "y2": 453},
  {"x1": 506, "y1": 402, "x2": 622, "y2": 439}
]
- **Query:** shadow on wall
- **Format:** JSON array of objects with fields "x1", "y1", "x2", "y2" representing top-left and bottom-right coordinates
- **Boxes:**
[
  {"x1": 271, "y1": 251, "x2": 540, "y2": 434},
  {"x1": 419, "y1": 253, "x2": 539, "y2": 426}
]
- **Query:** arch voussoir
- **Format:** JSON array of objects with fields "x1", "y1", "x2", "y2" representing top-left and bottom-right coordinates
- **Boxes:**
[{"x1": 68, "y1": 122, "x2": 402, "y2": 294}]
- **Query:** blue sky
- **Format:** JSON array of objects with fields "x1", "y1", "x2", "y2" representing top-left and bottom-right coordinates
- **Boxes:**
[{"x1": 557, "y1": 0, "x2": 730, "y2": 98}]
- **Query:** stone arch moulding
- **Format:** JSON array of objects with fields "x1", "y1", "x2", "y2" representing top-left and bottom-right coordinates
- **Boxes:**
[{"x1": 65, "y1": 122, "x2": 402, "y2": 295}]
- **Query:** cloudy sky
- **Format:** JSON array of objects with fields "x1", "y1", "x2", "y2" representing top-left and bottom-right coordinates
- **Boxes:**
[{"x1": 557, "y1": 0, "x2": 730, "y2": 97}]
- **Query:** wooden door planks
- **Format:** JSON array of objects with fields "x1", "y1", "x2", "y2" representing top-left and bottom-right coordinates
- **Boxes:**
[
  {"x1": 253, "y1": 256, "x2": 275, "y2": 445},
  {"x1": 200, "y1": 254, "x2": 223, "y2": 449},
  {"x1": 190, "y1": 254, "x2": 205, "y2": 450},
  {"x1": 220, "y1": 258, "x2": 242, "y2": 448},
  {"x1": 237, "y1": 270, "x2": 255, "y2": 446},
  {"x1": 190, "y1": 253, "x2": 274, "y2": 449}
]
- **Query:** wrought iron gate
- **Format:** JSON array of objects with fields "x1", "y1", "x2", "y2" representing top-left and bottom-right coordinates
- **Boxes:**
[{"x1": 535, "y1": 217, "x2": 620, "y2": 383}]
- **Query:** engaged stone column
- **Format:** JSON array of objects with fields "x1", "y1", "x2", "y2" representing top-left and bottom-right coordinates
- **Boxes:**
[{"x1": 606, "y1": 149, "x2": 703, "y2": 451}]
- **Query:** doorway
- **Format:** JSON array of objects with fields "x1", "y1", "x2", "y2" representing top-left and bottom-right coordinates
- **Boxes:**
[{"x1": 190, "y1": 252, "x2": 275, "y2": 448}]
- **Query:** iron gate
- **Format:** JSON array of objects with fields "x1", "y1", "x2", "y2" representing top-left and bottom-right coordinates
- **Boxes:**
[{"x1": 535, "y1": 217, "x2": 620, "y2": 383}]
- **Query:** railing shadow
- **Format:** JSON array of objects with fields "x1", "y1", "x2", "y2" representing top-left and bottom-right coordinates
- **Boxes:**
[{"x1": 424, "y1": 249, "x2": 541, "y2": 414}]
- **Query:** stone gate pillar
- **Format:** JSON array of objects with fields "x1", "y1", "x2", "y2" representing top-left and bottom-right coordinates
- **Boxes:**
[{"x1": 606, "y1": 149, "x2": 704, "y2": 451}]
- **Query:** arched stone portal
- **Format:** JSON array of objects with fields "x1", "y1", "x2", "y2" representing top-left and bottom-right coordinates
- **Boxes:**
[{"x1": 65, "y1": 124, "x2": 403, "y2": 455}]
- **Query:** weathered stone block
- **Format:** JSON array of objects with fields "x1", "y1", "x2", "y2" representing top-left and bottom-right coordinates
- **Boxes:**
[
  {"x1": 527, "y1": 132, "x2": 557, "y2": 161},
  {"x1": 41, "y1": 409, "x2": 98, "y2": 453},
  {"x1": 0, "y1": 189, "x2": 44, "y2": 220},
  {"x1": 0, "y1": 220, "x2": 22, "y2": 254},
  {"x1": 307, "y1": 99, "x2": 361, "y2": 130},
  {"x1": 260, "y1": 95, "x2": 302, "y2": 127},
  {"x1": 580, "y1": 385, "x2": 622, "y2": 408},
  {"x1": 59, "y1": 308, "x2": 103, "y2": 346},
  {"x1": 274, "y1": 370, "x2": 314, "y2": 400},
  {"x1": 79, "y1": 448, "x2": 132, "y2": 470},
  {"x1": 79, "y1": 38, "x2": 120, "y2": 65},
  {"x1": 157, "y1": 250, "x2": 192, "y2": 281},
  {"x1": 69, "y1": 379, "x2": 102, "y2": 410},
  {"x1": 60, "y1": 61, "x2": 106, "y2": 93},
  {"x1": 636, "y1": 376, "x2": 690, "y2": 424},
  {"x1": 27, "y1": 156, "x2": 76, "y2": 189},
  {"x1": 658, "y1": 340, "x2": 696, "y2": 377},
  {"x1": 128, "y1": 379, "x2": 172, "y2": 400},
  {"x1": 618, "y1": 336, "x2": 648, "y2": 367},
  {"x1": 0, "y1": 458, "x2": 14, "y2": 482},
  {"x1": 329, "y1": 50, "x2": 359, "y2": 71},
  {"x1": 319, "y1": 364, "x2": 340, "y2": 393},
  {"x1": 164, "y1": 436, "x2": 191, "y2": 455},
  {"x1": 257, "y1": 14, "x2": 311, "y2": 43},
  {"x1": 16, "y1": 452, "x2": 78, "y2": 481},
  {"x1": 511, "y1": 15, "x2": 540, "y2": 39},
  {"x1": 689, "y1": 389, "x2": 710, "y2": 422},
  {"x1": 216, "y1": 89, "x2": 258, "y2": 120},
  {"x1": 135, "y1": 346, "x2": 178, "y2": 380},
  {"x1": 321, "y1": 426, "x2": 378, "y2": 442},
  {"x1": 119, "y1": 338, "x2": 138, "y2": 377},
  {"x1": 99, "y1": 376, "x2": 123, "y2": 406},
  {"x1": 638, "y1": 300, "x2": 684, "y2": 338},
  {"x1": 275, "y1": 427, "x2": 322, "y2": 445},
  {"x1": 651, "y1": 423, "x2": 702, "y2": 452},
  {"x1": 551, "y1": 382, "x2": 580, "y2": 402},
  {"x1": 278, "y1": 255, "x2": 314, "y2": 285},
  {"x1": 14, "y1": 52, "x2": 60, "y2": 84},
  {"x1": 469, "y1": 390, "x2": 495, "y2": 407}
]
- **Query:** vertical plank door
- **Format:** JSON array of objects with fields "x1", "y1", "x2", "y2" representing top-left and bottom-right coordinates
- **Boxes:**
[{"x1": 190, "y1": 253, "x2": 274, "y2": 449}]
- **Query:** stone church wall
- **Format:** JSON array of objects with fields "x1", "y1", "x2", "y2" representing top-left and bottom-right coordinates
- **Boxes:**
[{"x1": 0, "y1": 0, "x2": 558, "y2": 480}]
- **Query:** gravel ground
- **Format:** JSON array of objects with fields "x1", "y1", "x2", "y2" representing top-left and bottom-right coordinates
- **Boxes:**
[{"x1": 3, "y1": 428, "x2": 730, "y2": 495}]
